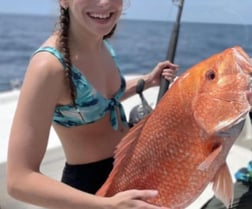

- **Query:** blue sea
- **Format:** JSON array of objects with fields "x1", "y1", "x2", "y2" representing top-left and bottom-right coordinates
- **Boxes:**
[{"x1": 1, "y1": 13, "x2": 252, "y2": 92}]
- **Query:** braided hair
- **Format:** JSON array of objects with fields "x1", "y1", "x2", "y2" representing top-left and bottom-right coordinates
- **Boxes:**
[
  {"x1": 57, "y1": 7, "x2": 76, "y2": 105},
  {"x1": 57, "y1": 6, "x2": 117, "y2": 105}
]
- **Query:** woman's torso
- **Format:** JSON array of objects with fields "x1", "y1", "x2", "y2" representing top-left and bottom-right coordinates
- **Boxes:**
[{"x1": 41, "y1": 34, "x2": 129, "y2": 164}]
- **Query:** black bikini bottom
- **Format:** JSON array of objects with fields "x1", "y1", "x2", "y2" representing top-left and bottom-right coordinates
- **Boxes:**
[{"x1": 61, "y1": 157, "x2": 114, "y2": 194}]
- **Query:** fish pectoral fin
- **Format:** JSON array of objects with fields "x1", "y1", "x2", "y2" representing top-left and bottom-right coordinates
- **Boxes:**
[
  {"x1": 197, "y1": 144, "x2": 222, "y2": 171},
  {"x1": 212, "y1": 163, "x2": 234, "y2": 208}
]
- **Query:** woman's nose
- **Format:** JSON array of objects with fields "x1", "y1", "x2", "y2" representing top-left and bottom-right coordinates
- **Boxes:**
[{"x1": 96, "y1": 0, "x2": 110, "y2": 7}]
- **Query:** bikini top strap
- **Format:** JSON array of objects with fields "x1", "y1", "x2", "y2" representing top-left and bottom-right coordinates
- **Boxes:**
[
  {"x1": 104, "y1": 40, "x2": 116, "y2": 58},
  {"x1": 34, "y1": 42, "x2": 115, "y2": 68},
  {"x1": 33, "y1": 46, "x2": 67, "y2": 70}
]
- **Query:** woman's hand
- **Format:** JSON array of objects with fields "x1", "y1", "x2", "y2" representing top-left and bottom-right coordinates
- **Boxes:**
[
  {"x1": 122, "y1": 61, "x2": 178, "y2": 100},
  {"x1": 147, "y1": 61, "x2": 179, "y2": 87},
  {"x1": 106, "y1": 189, "x2": 169, "y2": 209}
]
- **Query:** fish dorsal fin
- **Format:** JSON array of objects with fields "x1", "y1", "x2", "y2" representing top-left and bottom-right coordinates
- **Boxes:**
[
  {"x1": 198, "y1": 144, "x2": 222, "y2": 171},
  {"x1": 212, "y1": 163, "x2": 234, "y2": 208},
  {"x1": 96, "y1": 115, "x2": 149, "y2": 196}
]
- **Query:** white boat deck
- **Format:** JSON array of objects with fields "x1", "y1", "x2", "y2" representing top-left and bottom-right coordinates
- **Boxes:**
[{"x1": 0, "y1": 77, "x2": 252, "y2": 209}]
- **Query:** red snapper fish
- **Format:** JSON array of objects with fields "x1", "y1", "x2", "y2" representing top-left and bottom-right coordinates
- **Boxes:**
[{"x1": 96, "y1": 46, "x2": 252, "y2": 209}]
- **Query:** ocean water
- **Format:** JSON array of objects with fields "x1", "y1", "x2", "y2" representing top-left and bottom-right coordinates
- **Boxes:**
[{"x1": 1, "y1": 13, "x2": 252, "y2": 92}]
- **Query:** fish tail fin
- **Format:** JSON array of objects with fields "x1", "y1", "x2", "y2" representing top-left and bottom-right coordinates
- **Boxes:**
[
  {"x1": 212, "y1": 163, "x2": 234, "y2": 208},
  {"x1": 96, "y1": 116, "x2": 149, "y2": 196}
]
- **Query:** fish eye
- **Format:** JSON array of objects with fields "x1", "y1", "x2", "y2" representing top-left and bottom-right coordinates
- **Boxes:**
[{"x1": 205, "y1": 70, "x2": 216, "y2": 80}]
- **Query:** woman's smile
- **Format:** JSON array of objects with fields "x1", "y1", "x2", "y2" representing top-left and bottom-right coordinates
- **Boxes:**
[{"x1": 87, "y1": 12, "x2": 114, "y2": 24}]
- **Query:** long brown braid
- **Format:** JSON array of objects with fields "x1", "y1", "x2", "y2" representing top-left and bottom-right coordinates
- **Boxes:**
[
  {"x1": 57, "y1": 6, "x2": 76, "y2": 105},
  {"x1": 57, "y1": 6, "x2": 117, "y2": 105}
]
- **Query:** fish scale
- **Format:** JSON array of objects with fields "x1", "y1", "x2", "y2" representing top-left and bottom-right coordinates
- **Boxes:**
[{"x1": 97, "y1": 46, "x2": 252, "y2": 209}]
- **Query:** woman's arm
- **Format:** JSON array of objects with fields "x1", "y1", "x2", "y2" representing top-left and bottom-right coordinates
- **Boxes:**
[
  {"x1": 6, "y1": 53, "x2": 107, "y2": 209},
  {"x1": 122, "y1": 60, "x2": 178, "y2": 100}
]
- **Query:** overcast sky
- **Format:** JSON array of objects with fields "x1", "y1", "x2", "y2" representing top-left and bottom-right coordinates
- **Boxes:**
[{"x1": 0, "y1": 0, "x2": 251, "y2": 24}]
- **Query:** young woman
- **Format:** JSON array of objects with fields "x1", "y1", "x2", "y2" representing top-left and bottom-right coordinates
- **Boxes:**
[{"x1": 7, "y1": 0, "x2": 178, "y2": 209}]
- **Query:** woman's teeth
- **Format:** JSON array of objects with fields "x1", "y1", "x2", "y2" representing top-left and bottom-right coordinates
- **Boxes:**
[{"x1": 89, "y1": 13, "x2": 111, "y2": 19}]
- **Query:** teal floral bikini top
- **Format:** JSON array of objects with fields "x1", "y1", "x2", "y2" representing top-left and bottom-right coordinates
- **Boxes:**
[{"x1": 33, "y1": 41, "x2": 128, "y2": 130}]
